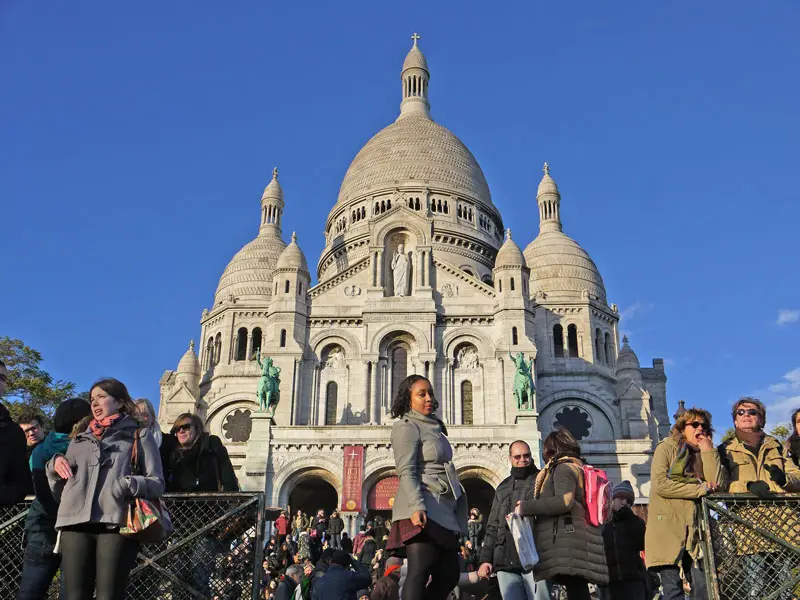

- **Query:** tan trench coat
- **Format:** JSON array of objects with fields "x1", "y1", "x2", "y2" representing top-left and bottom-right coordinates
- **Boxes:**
[
  {"x1": 718, "y1": 434, "x2": 800, "y2": 555},
  {"x1": 644, "y1": 437, "x2": 724, "y2": 568},
  {"x1": 520, "y1": 456, "x2": 609, "y2": 585}
]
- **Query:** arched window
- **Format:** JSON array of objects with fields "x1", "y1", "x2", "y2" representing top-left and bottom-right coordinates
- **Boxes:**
[
  {"x1": 390, "y1": 345, "x2": 408, "y2": 403},
  {"x1": 280, "y1": 329, "x2": 287, "y2": 348},
  {"x1": 387, "y1": 199, "x2": 391, "y2": 209},
  {"x1": 510, "y1": 278, "x2": 515, "y2": 291},
  {"x1": 214, "y1": 333, "x2": 222, "y2": 365},
  {"x1": 595, "y1": 328, "x2": 602, "y2": 363},
  {"x1": 375, "y1": 202, "x2": 379, "y2": 214},
  {"x1": 604, "y1": 333, "x2": 612, "y2": 366},
  {"x1": 512, "y1": 327, "x2": 519, "y2": 346},
  {"x1": 297, "y1": 281, "x2": 302, "y2": 295},
  {"x1": 361, "y1": 207, "x2": 366, "y2": 219},
  {"x1": 553, "y1": 324, "x2": 564, "y2": 358},
  {"x1": 381, "y1": 200, "x2": 386, "y2": 213},
  {"x1": 498, "y1": 279, "x2": 503, "y2": 293},
  {"x1": 461, "y1": 380, "x2": 473, "y2": 425},
  {"x1": 205, "y1": 337, "x2": 214, "y2": 370},
  {"x1": 325, "y1": 381, "x2": 338, "y2": 425},
  {"x1": 235, "y1": 327, "x2": 248, "y2": 361},
  {"x1": 415, "y1": 198, "x2": 420, "y2": 211},
  {"x1": 443, "y1": 200, "x2": 448, "y2": 214},
  {"x1": 567, "y1": 324, "x2": 579, "y2": 358},
  {"x1": 409, "y1": 198, "x2": 414, "y2": 208},
  {"x1": 251, "y1": 328, "x2": 262, "y2": 359},
  {"x1": 284, "y1": 280, "x2": 290, "y2": 294}
]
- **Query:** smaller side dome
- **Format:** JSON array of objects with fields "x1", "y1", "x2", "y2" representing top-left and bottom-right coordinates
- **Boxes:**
[
  {"x1": 276, "y1": 232, "x2": 309, "y2": 273},
  {"x1": 616, "y1": 336, "x2": 642, "y2": 378},
  {"x1": 177, "y1": 340, "x2": 200, "y2": 376},
  {"x1": 495, "y1": 229, "x2": 525, "y2": 268}
]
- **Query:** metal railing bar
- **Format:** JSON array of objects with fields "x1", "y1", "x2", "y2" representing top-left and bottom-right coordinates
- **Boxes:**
[{"x1": 705, "y1": 500, "x2": 800, "y2": 555}]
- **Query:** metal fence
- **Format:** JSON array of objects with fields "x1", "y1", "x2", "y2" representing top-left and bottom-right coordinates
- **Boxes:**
[
  {"x1": 700, "y1": 493, "x2": 800, "y2": 600},
  {"x1": 1, "y1": 492, "x2": 265, "y2": 600}
]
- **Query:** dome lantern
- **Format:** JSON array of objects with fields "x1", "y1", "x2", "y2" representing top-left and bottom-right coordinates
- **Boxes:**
[
  {"x1": 260, "y1": 167, "x2": 285, "y2": 238},
  {"x1": 537, "y1": 162, "x2": 562, "y2": 234},
  {"x1": 399, "y1": 32, "x2": 431, "y2": 120}
]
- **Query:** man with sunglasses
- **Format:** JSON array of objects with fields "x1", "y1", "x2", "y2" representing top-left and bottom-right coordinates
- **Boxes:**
[
  {"x1": 719, "y1": 397, "x2": 800, "y2": 494},
  {"x1": 478, "y1": 440, "x2": 550, "y2": 600},
  {"x1": 717, "y1": 398, "x2": 800, "y2": 598}
]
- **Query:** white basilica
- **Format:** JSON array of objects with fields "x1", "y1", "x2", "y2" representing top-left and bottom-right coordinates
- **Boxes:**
[{"x1": 158, "y1": 37, "x2": 671, "y2": 523}]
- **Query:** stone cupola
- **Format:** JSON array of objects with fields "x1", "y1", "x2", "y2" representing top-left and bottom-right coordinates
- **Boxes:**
[{"x1": 399, "y1": 33, "x2": 430, "y2": 120}]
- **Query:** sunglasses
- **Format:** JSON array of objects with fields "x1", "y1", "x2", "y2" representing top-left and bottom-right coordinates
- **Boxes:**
[
  {"x1": 175, "y1": 423, "x2": 193, "y2": 433},
  {"x1": 736, "y1": 409, "x2": 760, "y2": 417},
  {"x1": 686, "y1": 421, "x2": 710, "y2": 431},
  {"x1": 512, "y1": 453, "x2": 532, "y2": 460}
]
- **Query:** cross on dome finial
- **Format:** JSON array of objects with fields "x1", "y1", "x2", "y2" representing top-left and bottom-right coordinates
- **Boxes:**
[
  {"x1": 622, "y1": 335, "x2": 629, "y2": 345},
  {"x1": 272, "y1": 167, "x2": 279, "y2": 180},
  {"x1": 506, "y1": 228, "x2": 512, "y2": 240},
  {"x1": 543, "y1": 162, "x2": 550, "y2": 176},
  {"x1": 189, "y1": 340, "x2": 195, "y2": 351},
  {"x1": 291, "y1": 231, "x2": 297, "y2": 243},
  {"x1": 411, "y1": 32, "x2": 421, "y2": 46}
]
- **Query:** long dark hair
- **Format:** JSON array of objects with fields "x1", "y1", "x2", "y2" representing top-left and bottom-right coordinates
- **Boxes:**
[
  {"x1": 542, "y1": 428, "x2": 581, "y2": 462},
  {"x1": 788, "y1": 409, "x2": 800, "y2": 443},
  {"x1": 390, "y1": 375, "x2": 439, "y2": 419},
  {"x1": 89, "y1": 378, "x2": 139, "y2": 417}
]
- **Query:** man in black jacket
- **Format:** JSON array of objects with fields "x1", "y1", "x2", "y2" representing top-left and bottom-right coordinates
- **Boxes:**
[
  {"x1": 602, "y1": 481, "x2": 647, "y2": 600},
  {"x1": 478, "y1": 440, "x2": 550, "y2": 600}
]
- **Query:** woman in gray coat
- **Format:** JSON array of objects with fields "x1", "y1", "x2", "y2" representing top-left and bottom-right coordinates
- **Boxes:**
[
  {"x1": 48, "y1": 378, "x2": 164, "y2": 600},
  {"x1": 386, "y1": 375, "x2": 467, "y2": 600}
]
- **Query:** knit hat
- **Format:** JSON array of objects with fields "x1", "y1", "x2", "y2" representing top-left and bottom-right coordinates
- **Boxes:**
[{"x1": 612, "y1": 480, "x2": 635, "y2": 503}]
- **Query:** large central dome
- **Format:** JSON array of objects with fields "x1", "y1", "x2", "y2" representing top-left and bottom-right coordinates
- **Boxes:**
[{"x1": 336, "y1": 115, "x2": 492, "y2": 206}]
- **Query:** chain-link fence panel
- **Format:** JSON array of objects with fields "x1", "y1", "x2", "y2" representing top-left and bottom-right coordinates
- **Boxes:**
[
  {"x1": 700, "y1": 493, "x2": 800, "y2": 600},
  {"x1": 2, "y1": 493, "x2": 265, "y2": 600}
]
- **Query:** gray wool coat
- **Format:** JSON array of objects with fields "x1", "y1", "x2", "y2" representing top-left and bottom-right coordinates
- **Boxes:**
[
  {"x1": 390, "y1": 410, "x2": 468, "y2": 535},
  {"x1": 47, "y1": 414, "x2": 165, "y2": 529}
]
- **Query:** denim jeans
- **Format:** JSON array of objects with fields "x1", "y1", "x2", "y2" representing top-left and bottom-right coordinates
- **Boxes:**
[
  {"x1": 740, "y1": 553, "x2": 793, "y2": 600},
  {"x1": 496, "y1": 570, "x2": 551, "y2": 600},
  {"x1": 16, "y1": 541, "x2": 65, "y2": 600},
  {"x1": 330, "y1": 533, "x2": 342, "y2": 549},
  {"x1": 655, "y1": 562, "x2": 707, "y2": 600}
]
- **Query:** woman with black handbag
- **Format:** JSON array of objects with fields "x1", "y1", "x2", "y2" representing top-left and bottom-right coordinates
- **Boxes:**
[{"x1": 47, "y1": 378, "x2": 165, "y2": 600}]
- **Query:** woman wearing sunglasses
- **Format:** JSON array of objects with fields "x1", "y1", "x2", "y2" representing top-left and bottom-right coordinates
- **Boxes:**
[
  {"x1": 645, "y1": 406, "x2": 724, "y2": 600},
  {"x1": 162, "y1": 413, "x2": 238, "y2": 493}
]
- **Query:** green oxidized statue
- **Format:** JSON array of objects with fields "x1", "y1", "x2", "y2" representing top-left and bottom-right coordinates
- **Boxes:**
[
  {"x1": 509, "y1": 351, "x2": 535, "y2": 411},
  {"x1": 255, "y1": 350, "x2": 281, "y2": 417}
]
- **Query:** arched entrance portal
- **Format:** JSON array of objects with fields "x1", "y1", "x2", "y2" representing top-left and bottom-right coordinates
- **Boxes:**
[
  {"x1": 461, "y1": 477, "x2": 495, "y2": 521},
  {"x1": 289, "y1": 475, "x2": 339, "y2": 517},
  {"x1": 367, "y1": 475, "x2": 398, "y2": 524}
]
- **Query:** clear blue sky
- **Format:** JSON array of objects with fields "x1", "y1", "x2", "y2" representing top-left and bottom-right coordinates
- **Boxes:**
[{"x1": 2, "y1": 1, "x2": 798, "y2": 431}]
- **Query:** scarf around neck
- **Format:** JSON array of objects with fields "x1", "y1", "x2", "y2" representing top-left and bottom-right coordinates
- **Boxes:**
[
  {"x1": 89, "y1": 413, "x2": 124, "y2": 439},
  {"x1": 534, "y1": 455, "x2": 582, "y2": 499}
]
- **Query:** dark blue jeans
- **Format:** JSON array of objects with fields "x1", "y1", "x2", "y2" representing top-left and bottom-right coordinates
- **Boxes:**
[
  {"x1": 16, "y1": 541, "x2": 65, "y2": 600},
  {"x1": 654, "y1": 562, "x2": 707, "y2": 600}
]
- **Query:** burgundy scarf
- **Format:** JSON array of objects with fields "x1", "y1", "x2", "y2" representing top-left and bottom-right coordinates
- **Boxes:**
[{"x1": 88, "y1": 414, "x2": 123, "y2": 439}]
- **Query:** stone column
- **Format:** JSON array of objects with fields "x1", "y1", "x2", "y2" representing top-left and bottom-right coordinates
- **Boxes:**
[
  {"x1": 319, "y1": 373, "x2": 328, "y2": 426},
  {"x1": 497, "y1": 357, "x2": 506, "y2": 425},
  {"x1": 443, "y1": 360, "x2": 451, "y2": 423},
  {"x1": 362, "y1": 361, "x2": 370, "y2": 421},
  {"x1": 454, "y1": 372, "x2": 463, "y2": 425},
  {"x1": 377, "y1": 249, "x2": 385, "y2": 289},
  {"x1": 427, "y1": 251, "x2": 433, "y2": 287},
  {"x1": 371, "y1": 360, "x2": 380, "y2": 424},
  {"x1": 418, "y1": 250, "x2": 425, "y2": 287}
]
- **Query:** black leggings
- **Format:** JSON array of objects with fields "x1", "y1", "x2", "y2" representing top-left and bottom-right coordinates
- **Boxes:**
[
  {"x1": 403, "y1": 540, "x2": 460, "y2": 600},
  {"x1": 554, "y1": 574, "x2": 591, "y2": 600},
  {"x1": 60, "y1": 528, "x2": 139, "y2": 600}
]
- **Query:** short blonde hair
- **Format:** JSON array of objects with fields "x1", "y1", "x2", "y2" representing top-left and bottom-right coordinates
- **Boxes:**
[{"x1": 671, "y1": 407, "x2": 714, "y2": 440}]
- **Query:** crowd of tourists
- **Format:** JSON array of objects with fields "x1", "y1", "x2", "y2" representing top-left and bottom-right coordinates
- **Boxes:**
[{"x1": 2, "y1": 360, "x2": 800, "y2": 600}]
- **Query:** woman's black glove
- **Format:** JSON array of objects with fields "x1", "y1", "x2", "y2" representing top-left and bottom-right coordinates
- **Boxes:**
[{"x1": 766, "y1": 464, "x2": 787, "y2": 487}]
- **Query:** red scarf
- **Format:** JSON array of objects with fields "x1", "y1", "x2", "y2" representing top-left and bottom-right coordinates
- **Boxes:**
[{"x1": 89, "y1": 414, "x2": 123, "y2": 439}]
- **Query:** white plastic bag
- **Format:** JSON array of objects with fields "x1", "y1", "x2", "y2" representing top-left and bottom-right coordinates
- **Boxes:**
[{"x1": 505, "y1": 512, "x2": 539, "y2": 570}]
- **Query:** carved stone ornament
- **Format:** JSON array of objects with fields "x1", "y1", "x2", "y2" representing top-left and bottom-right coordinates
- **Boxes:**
[
  {"x1": 222, "y1": 408, "x2": 253, "y2": 443},
  {"x1": 455, "y1": 346, "x2": 479, "y2": 369},
  {"x1": 323, "y1": 347, "x2": 345, "y2": 370},
  {"x1": 553, "y1": 405, "x2": 592, "y2": 441},
  {"x1": 344, "y1": 284, "x2": 362, "y2": 297},
  {"x1": 441, "y1": 283, "x2": 459, "y2": 297}
]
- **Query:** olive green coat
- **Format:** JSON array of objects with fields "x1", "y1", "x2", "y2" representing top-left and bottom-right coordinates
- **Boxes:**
[
  {"x1": 718, "y1": 434, "x2": 800, "y2": 555},
  {"x1": 519, "y1": 456, "x2": 609, "y2": 585},
  {"x1": 644, "y1": 437, "x2": 724, "y2": 568}
]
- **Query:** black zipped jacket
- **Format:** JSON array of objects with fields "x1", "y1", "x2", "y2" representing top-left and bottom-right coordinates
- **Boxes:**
[
  {"x1": 478, "y1": 465, "x2": 538, "y2": 572},
  {"x1": 602, "y1": 506, "x2": 646, "y2": 582}
]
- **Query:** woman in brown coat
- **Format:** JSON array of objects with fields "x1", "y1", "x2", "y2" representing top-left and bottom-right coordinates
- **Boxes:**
[{"x1": 517, "y1": 429, "x2": 608, "y2": 600}]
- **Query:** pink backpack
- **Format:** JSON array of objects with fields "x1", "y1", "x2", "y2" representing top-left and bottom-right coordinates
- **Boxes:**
[{"x1": 580, "y1": 465, "x2": 612, "y2": 527}]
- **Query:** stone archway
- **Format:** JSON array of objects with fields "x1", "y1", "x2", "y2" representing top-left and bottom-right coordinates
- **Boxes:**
[
  {"x1": 287, "y1": 470, "x2": 339, "y2": 517},
  {"x1": 461, "y1": 476, "x2": 495, "y2": 522}
]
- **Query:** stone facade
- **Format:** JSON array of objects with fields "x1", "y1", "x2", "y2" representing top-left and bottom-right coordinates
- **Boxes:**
[{"x1": 158, "y1": 36, "x2": 670, "y2": 520}]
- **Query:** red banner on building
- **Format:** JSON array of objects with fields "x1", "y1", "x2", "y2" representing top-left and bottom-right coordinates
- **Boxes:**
[
  {"x1": 368, "y1": 476, "x2": 399, "y2": 510},
  {"x1": 341, "y1": 445, "x2": 365, "y2": 512}
]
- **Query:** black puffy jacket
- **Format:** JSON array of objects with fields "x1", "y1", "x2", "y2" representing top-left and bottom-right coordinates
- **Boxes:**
[
  {"x1": 163, "y1": 432, "x2": 239, "y2": 492},
  {"x1": 0, "y1": 411, "x2": 31, "y2": 506},
  {"x1": 328, "y1": 516, "x2": 344, "y2": 534},
  {"x1": 602, "y1": 506, "x2": 646, "y2": 583},
  {"x1": 478, "y1": 466, "x2": 538, "y2": 572}
]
